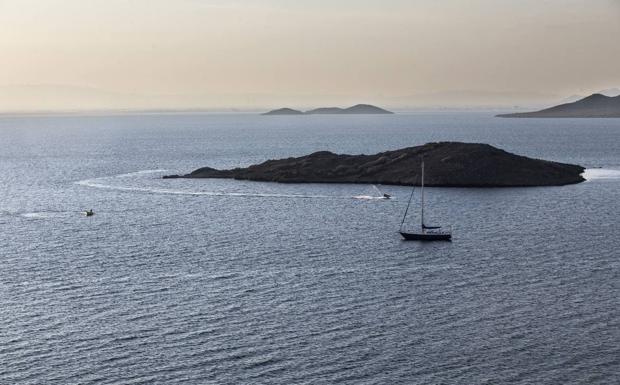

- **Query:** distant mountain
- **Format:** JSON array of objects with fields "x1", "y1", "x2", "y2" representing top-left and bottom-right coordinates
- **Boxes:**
[
  {"x1": 498, "y1": 94, "x2": 620, "y2": 118},
  {"x1": 261, "y1": 107, "x2": 303, "y2": 115},
  {"x1": 304, "y1": 107, "x2": 347, "y2": 114},
  {"x1": 263, "y1": 104, "x2": 393, "y2": 115},
  {"x1": 559, "y1": 94, "x2": 585, "y2": 104},
  {"x1": 305, "y1": 104, "x2": 393, "y2": 115},
  {"x1": 558, "y1": 88, "x2": 620, "y2": 105},
  {"x1": 599, "y1": 88, "x2": 620, "y2": 97}
]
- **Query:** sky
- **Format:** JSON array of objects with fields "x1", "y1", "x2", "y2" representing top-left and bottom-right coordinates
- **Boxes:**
[{"x1": 0, "y1": 0, "x2": 619, "y2": 111}]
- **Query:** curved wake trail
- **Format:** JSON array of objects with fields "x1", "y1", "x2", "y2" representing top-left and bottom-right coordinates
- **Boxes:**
[
  {"x1": 75, "y1": 170, "x2": 392, "y2": 200},
  {"x1": 113, "y1": 169, "x2": 168, "y2": 177}
]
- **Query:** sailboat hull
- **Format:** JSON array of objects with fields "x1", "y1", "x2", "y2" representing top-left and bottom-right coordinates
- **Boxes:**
[{"x1": 399, "y1": 231, "x2": 452, "y2": 241}]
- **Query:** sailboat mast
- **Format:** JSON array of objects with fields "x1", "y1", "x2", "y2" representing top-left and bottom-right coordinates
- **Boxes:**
[
  {"x1": 421, "y1": 160, "x2": 425, "y2": 231},
  {"x1": 400, "y1": 183, "x2": 416, "y2": 231}
]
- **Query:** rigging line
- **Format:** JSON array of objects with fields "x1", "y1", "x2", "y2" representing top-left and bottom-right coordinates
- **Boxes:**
[{"x1": 399, "y1": 184, "x2": 416, "y2": 232}]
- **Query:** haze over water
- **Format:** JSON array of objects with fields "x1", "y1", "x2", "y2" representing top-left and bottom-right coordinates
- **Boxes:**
[
  {"x1": 1, "y1": 112, "x2": 619, "y2": 384},
  {"x1": 2, "y1": 0, "x2": 619, "y2": 111}
]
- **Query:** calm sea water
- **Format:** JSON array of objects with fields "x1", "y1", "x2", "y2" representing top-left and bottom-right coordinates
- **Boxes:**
[{"x1": 1, "y1": 112, "x2": 619, "y2": 384}]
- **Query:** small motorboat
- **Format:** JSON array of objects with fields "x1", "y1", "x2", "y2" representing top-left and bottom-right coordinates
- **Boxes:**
[
  {"x1": 373, "y1": 185, "x2": 391, "y2": 199},
  {"x1": 84, "y1": 209, "x2": 94, "y2": 217}
]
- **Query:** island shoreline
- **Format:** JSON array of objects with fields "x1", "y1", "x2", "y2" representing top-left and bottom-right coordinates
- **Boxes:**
[{"x1": 164, "y1": 142, "x2": 585, "y2": 187}]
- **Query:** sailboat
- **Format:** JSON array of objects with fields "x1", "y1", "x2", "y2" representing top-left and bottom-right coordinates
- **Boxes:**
[{"x1": 399, "y1": 160, "x2": 452, "y2": 241}]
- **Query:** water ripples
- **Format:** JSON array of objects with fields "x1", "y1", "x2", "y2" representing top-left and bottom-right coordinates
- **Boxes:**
[{"x1": 2, "y1": 114, "x2": 620, "y2": 384}]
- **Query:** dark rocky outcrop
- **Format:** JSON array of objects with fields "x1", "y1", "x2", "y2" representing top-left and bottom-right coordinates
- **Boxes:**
[
  {"x1": 263, "y1": 104, "x2": 393, "y2": 115},
  {"x1": 163, "y1": 142, "x2": 585, "y2": 187},
  {"x1": 498, "y1": 94, "x2": 620, "y2": 118}
]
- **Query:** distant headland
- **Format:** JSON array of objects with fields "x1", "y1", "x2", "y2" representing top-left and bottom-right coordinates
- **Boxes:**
[
  {"x1": 164, "y1": 142, "x2": 585, "y2": 187},
  {"x1": 262, "y1": 104, "x2": 393, "y2": 115},
  {"x1": 498, "y1": 94, "x2": 620, "y2": 118}
]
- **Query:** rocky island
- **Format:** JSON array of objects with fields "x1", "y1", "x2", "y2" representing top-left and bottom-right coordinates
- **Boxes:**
[
  {"x1": 262, "y1": 108, "x2": 304, "y2": 115},
  {"x1": 164, "y1": 142, "x2": 585, "y2": 187},
  {"x1": 262, "y1": 104, "x2": 393, "y2": 115},
  {"x1": 498, "y1": 94, "x2": 620, "y2": 118}
]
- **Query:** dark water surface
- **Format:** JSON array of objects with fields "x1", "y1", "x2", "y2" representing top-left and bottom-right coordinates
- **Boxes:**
[{"x1": 1, "y1": 112, "x2": 619, "y2": 384}]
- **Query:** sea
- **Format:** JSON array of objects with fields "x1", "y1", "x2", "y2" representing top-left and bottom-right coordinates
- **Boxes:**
[{"x1": 1, "y1": 112, "x2": 619, "y2": 384}]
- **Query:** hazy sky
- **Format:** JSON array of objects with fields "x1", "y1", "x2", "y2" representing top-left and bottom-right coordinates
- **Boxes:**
[{"x1": 1, "y1": 0, "x2": 619, "y2": 111}]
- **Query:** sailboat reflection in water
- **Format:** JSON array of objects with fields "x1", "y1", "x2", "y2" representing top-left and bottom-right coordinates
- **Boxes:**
[{"x1": 399, "y1": 160, "x2": 452, "y2": 241}]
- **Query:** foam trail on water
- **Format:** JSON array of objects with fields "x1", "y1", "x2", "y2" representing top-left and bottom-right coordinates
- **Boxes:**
[
  {"x1": 353, "y1": 195, "x2": 390, "y2": 200},
  {"x1": 114, "y1": 169, "x2": 168, "y2": 178},
  {"x1": 21, "y1": 212, "x2": 49, "y2": 219},
  {"x1": 78, "y1": 181, "x2": 343, "y2": 199},
  {"x1": 583, "y1": 168, "x2": 620, "y2": 180},
  {"x1": 76, "y1": 170, "x2": 397, "y2": 200},
  {"x1": 19, "y1": 211, "x2": 75, "y2": 219}
]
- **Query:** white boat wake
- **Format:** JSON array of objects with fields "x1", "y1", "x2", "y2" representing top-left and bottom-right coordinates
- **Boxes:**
[
  {"x1": 19, "y1": 211, "x2": 77, "y2": 219},
  {"x1": 113, "y1": 169, "x2": 168, "y2": 177},
  {"x1": 21, "y1": 212, "x2": 55, "y2": 219},
  {"x1": 583, "y1": 168, "x2": 620, "y2": 180},
  {"x1": 75, "y1": 170, "x2": 392, "y2": 200},
  {"x1": 352, "y1": 195, "x2": 391, "y2": 200}
]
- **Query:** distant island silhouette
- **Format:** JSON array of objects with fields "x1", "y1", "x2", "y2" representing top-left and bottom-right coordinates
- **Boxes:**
[
  {"x1": 164, "y1": 142, "x2": 584, "y2": 187},
  {"x1": 498, "y1": 94, "x2": 620, "y2": 118},
  {"x1": 262, "y1": 104, "x2": 393, "y2": 115},
  {"x1": 263, "y1": 108, "x2": 304, "y2": 115}
]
